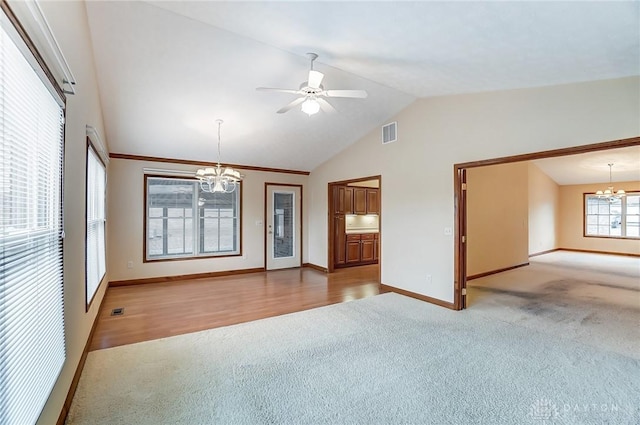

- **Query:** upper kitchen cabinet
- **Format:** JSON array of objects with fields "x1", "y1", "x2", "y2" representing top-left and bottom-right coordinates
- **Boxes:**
[
  {"x1": 366, "y1": 189, "x2": 379, "y2": 214},
  {"x1": 354, "y1": 187, "x2": 379, "y2": 215},
  {"x1": 333, "y1": 185, "x2": 355, "y2": 214},
  {"x1": 354, "y1": 188, "x2": 367, "y2": 214},
  {"x1": 334, "y1": 183, "x2": 379, "y2": 216}
]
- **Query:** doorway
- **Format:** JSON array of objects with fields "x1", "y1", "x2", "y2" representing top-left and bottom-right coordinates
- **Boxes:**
[
  {"x1": 453, "y1": 136, "x2": 640, "y2": 310},
  {"x1": 327, "y1": 175, "x2": 381, "y2": 273},
  {"x1": 265, "y1": 184, "x2": 302, "y2": 270}
]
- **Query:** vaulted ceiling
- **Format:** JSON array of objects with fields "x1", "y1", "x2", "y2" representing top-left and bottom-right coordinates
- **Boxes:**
[{"x1": 85, "y1": 1, "x2": 639, "y2": 172}]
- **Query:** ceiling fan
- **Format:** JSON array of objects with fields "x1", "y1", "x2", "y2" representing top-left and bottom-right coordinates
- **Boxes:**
[{"x1": 257, "y1": 53, "x2": 368, "y2": 116}]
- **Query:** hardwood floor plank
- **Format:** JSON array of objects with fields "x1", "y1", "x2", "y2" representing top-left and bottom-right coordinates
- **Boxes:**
[{"x1": 90, "y1": 265, "x2": 384, "y2": 351}]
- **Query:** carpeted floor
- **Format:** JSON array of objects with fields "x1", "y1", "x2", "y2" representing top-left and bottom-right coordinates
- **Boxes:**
[
  {"x1": 66, "y1": 291, "x2": 639, "y2": 425},
  {"x1": 468, "y1": 251, "x2": 640, "y2": 359}
]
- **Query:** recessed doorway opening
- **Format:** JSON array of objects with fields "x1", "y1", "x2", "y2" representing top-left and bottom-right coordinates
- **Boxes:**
[
  {"x1": 328, "y1": 176, "x2": 382, "y2": 275},
  {"x1": 454, "y1": 136, "x2": 640, "y2": 310}
]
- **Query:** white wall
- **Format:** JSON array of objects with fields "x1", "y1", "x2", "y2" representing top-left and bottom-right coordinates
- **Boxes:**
[
  {"x1": 308, "y1": 76, "x2": 640, "y2": 303},
  {"x1": 6, "y1": 1, "x2": 110, "y2": 423},
  {"x1": 467, "y1": 162, "x2": 529, "y2": 276},
  {"x1": 107, "y1": 158, "x2": 308, "y2": 281},
  {"x1": 559, "y1": 181, "x2": 640, "y2": 255},
  {"x1": 528, "y1": 163, "x2": 560, "y2": 255}
]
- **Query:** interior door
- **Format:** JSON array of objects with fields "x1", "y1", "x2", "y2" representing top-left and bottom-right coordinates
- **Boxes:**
[{"x1": 266, "y1": 185, "x2": 301, "y2": 270}]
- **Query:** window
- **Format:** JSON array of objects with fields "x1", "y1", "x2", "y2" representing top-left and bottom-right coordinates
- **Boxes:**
[
  {"x1": 585, "y1": 193, "x2": 640, "y2": 239},
  {"x1": 86, "y1": 142, "x2": 106, "y2": 307},
  {"x1": 0, "y1": 9, "x2": 66, "y2": 425},
  {"x1": 145, "y1": 176, "x2": 241, "y2": 260}
]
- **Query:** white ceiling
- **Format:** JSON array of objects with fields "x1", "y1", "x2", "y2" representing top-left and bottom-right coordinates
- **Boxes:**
[
  {"x1": 533, "y1": 146, "x2": 640, "y2": 186},
  {"x1": 84, "y1": 1, "x2": 639, "y2": 172}
]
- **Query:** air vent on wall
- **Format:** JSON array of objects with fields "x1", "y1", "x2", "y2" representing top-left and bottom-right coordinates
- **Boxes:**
[{"x1": 382, "y1": 122, "x2": 397, "y2": 144}]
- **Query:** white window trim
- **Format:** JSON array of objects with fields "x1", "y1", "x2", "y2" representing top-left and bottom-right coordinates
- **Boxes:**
[
  {"x1": 584, "y1": 192, "x2": 640, "y2": 240},
  {"x1": 86, "y1": 141, "x2": 107, "y2": 308}
]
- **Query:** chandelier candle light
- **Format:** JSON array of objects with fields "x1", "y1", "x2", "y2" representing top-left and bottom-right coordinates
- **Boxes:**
[
  {"x1": 195, "y1": 119, "x2": 242, "y2": 193},
  {"x1": 596, "y1": 163, "x2": 625, "y2": 202}
]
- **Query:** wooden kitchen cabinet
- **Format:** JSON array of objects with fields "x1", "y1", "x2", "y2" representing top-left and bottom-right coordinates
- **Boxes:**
[
  {"x1": 353, "y1": 188, "x2": 379, "y2": 215},
  {"x1": 360, "y1": 234, "x2": 375, "y2": 262},
  {"x1": 344, "y1": 187, "x2": 354, "y2": 214},
  {"x1": 333, "y1": 185, "x2": 354, "y2": 214},
  {"x1": 366, "y1": 189, "x2": 379, "y2": 214},
  {"x1": 346, "y1": 234, "x2": 361, "y2": 263},
  {"x1": 342, "y1": 233, "x2": 378, "y2": 266},
  {"x1": 333, "y1": 186, "x2": 345, "y2": 214},
  {"x1": 374, "y1": 233, "x2": 379, "y2": 261},
  {"x1": 353, "y1": 188, "x2": 367, "y2": 214},
  {"x1": 334, "y1": 215, "x2": 346, "y2": 266}
]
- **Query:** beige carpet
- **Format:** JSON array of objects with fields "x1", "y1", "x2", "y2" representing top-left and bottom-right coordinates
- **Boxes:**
[
  {"x1": 468, "y1": 250, "x2": 640, "y2": 359},
  {"x1": 66, "y1": 287, "x2": 639, "y2": 424}
]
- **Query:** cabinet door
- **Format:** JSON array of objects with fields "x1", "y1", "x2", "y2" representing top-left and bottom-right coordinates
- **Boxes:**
[
  {"x1": 353, "y1": 188, "x2": 367, "y2": 214},
  {"x1": 374, "y1": 234, "x2": 379, "y2": 261},
  {"x1": 333, "y1": 186, "x2": 346, "y2": 214},
  {"x1": 334, "y1": 215, "x2": 346, "y2": 265},
  {"x1": 360, "y1": 239, "x2": 375, "y2": 262},
  {"x1": 344, "y1": 187, "x2": 354, "y2": 214},
  {"x1": 346, "y1": 234, "x2": 361, "y2": 263},
  {"x1": 366, "y1": 189, "x2": 379, "y2": 214}
]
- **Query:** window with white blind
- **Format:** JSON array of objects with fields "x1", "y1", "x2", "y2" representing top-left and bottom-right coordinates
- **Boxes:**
[
  {"x1": 86, "y1": 142, "x2": 106, "y2": 307},
  {"x1": 0, "y1": 9, "x2": 66, "y2": 425},
  {"x1": 145, "y1": 176, "x2": 241, "y2": 261}
]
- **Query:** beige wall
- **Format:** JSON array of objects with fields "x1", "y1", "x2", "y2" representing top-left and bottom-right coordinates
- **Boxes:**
[
  {"x1": 528, "y1": 163, "x2": 560, "y2": 255},
  {"x1": 107, "y1": 158, "x2": 309, "y2": 281},
  {"x1": 466, "y1": 162, "x2": 529, "y2": 276},
  {"x1": 559, "y1": 181, "x2": 640, "y2": 255},
  {"x1": 6, "y1": 1, "x2": 111, "y2": 423},
  {"x1": 308, "y1": 76, "x2": 639, "y2": 302}
]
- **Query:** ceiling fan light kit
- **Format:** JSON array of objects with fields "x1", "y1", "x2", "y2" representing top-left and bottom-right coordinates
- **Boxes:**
[
  {"x1": 257, "y1": 52, "x2": 368, "y2": 115},
  {"x1": 301, "y1": 97, "x2": 320, "y2": 115}
]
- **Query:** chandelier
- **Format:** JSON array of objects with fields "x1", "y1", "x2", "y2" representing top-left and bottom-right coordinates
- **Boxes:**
[
  {"x1": 195, "y1": 119, "x2": 242, "y2": 193},
  {"x1": 596, "y1": 163, "x2": 625, "y2": 202}
]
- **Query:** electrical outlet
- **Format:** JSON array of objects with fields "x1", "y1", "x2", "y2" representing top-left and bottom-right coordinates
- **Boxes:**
[
  {"x1": 426, "y1": 274, "x2": 432, "y2": 283},
  {"x1": 127, "y1": 261, "x2": 133, "y2": 269},
  {"x1": 444, "y1": 227, "x2": 452, "y2": 236}
]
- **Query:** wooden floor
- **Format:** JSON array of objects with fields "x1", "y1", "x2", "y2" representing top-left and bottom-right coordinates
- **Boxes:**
[{"x1": 90, "y1": 264, "x2": 385, "y2": 351}]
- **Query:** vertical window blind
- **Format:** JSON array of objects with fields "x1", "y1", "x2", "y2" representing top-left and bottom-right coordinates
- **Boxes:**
[
  {"x1": 86, "y1": 144, "x2": 106, "y2": 306},
  {"x1": 0, "y1": 11, "x2": 66, "y2": 425}
]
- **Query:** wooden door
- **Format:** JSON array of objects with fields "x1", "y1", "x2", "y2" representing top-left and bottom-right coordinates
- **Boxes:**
[
  {"x1": 353, "y1": 188, "x2": 367, "y2": 214},
  {"x1": 374, "y1": 236, "x2": 379, "y2": 261},
  {"x1": 334, "y1": 215, "x2": 346, "y2": 265},
  {"x1": 366, "y1": 189, "x2": 379, "y2": 214},
  {"x1": 360, "y1": 238, "x2": 375, "y2": 262},
  {"x1": 346, "y1": 235, "x2": 361, "y2": 263},
  {"x1": 334, "y1": 186, "x2": 346, "y2": 214},
  {"x1": 344, "y1": 187, "x2": 354, "y2": 214}
]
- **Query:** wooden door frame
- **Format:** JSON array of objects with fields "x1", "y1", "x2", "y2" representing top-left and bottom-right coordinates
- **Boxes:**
[
  {"x1": 453, "y1": 136, "x2": 640, "y2": 310},
  {"x1": 327, "y1": 175, "x2": 382, "y2": 273},
  {"x1": 264, "y1": 183, "x2": 303, "y2": 270}
]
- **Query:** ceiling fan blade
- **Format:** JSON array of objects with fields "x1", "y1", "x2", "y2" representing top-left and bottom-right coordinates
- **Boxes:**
[
  {"x1": 276, "y1": 97, "x2": 306, "y2": 114},
  {"x1": 316, "y1": 98, "x2": 336, "y2": 114},
  {"x1": 308, "y1": 70, "x2": 324, "y2": 89},
  {"x1": 256, "y1": 87, "x2": 300, "y2": 94},
  {"x1": 325, "y1": 89, "x2": 368, "y2": 99}
]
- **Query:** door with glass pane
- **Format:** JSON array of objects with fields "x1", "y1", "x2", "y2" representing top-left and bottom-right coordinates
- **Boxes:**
[{"x1": 266, "y1": 185, "x2": 302, "y2": 270}]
